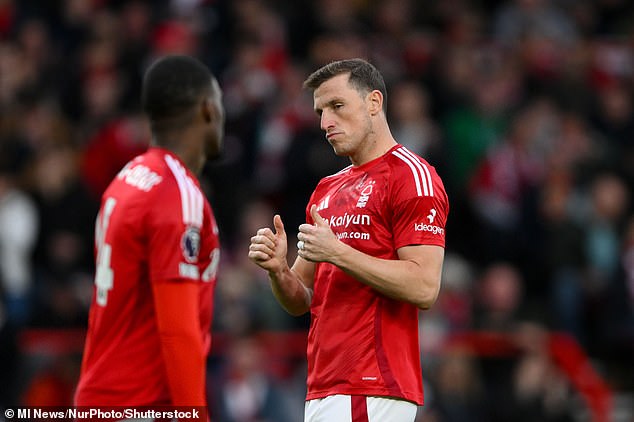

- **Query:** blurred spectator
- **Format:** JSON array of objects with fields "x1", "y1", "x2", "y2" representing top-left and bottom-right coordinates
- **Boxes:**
[
  {"x1": 423, "y1": 349, "x2": 485, "y2": 422},
  {"x1": 389, "y1": 80, "x2": 442, "y2": 159},
  {"x1": 79, "y1": 113, "x2": 149, "y2": 200},
  {"x1": 441, "y1": 47, "x2": 520, "y2": 195},
  {"x1": 510, "y1": 323, "x2": 575, "y2": 422},
  {"x1": 211, "y1": 335, "x2": 294, "y2": 422},
  {"x1": 493, "y1": 0, "x2": 579, "y2": 84},
  {"x1": 0, "y1": 143, "x2": 38, "y2": 326},
  {"x1": 214, "y1": 199, "x2": 307, "y2": 334},
  {"x1": 468, "y1": 100, "x2": 549, "y2": 266},
  {"x1": 590, "y1": 80, "x2": 634, "y2": 188},
  {"x1": 253, "y1": 63, "x2": 314, "y2": 196},
  {"x1": 29, "y1": 144, "x2": 97, "y2": 327},
  {"x1": 582, "y1": 172, "x2": 631, "y2": 357},
  {"x1": 419, "y1": 253, "x2": 475, "y2": 361},
  {"x1": 603, "y1": 214, "x2": 634, "y2": 391},
  {"x1": 474, "y1": 262, "x2": 526, "y2": 333},
  {"x1": 584, "y1": 172, "x2": 630, "y2": 292},
  {"x1": 538, "y1": 167, "x2": 587, "y2": 342}
]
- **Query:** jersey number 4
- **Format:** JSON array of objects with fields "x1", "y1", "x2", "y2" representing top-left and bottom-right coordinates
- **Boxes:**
[{"x1": 95, "y1": 197, "x2": 116, "y2": 306}]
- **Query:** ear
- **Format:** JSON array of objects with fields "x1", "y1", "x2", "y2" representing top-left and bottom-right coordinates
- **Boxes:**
[
  {"x1": 200, "y1": 98, "x2": 213, "y2": 123},
  {"x1": 368, "y1": 90, "x2": 383, "y2": 116}
]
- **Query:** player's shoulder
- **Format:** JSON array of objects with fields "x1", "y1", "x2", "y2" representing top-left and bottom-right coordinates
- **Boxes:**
[
  {"x1": 386, "y1": 146, "x2": 439, "y2": 176},
  {"x1": 112, "y1": 150, "x2": 166, "y2": 193},
  {"x1": 386, "y1": 145, "x2": 445, "y2": 197},
  {"x1": 316, "y1": 164, "x2": 354, "y2": 186},
  {"x1": 113, "y1": 148, "x2": 200, "y2": 198}
]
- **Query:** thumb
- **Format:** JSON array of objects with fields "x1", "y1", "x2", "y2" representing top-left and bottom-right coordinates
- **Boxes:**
[
  {"x1": 310, "y1": 204, "x2": 327, "y2": 226},
  {"x1": 273, "y1": 214, "x2": 285, "y2": 236}
]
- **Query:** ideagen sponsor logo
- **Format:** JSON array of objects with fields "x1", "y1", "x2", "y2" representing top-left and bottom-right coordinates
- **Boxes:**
[
  {"x1": 414, "y1": 222, "x2": 444, "y2": 235},
  {"x1": 427, "y1": 208, "x2": 437, "y2": 223}
]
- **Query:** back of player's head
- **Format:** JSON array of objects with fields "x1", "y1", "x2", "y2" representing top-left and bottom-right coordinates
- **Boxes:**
[
  {"x1": 303, "y1": 58, "x2": 387, "y2": 109},
  {"x1": 141, "y1": 55, "x2": 214, "y2": 123}
]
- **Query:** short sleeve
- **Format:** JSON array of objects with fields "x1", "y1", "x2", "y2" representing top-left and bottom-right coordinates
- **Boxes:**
[
  {"x1": 391, "y1": 168, "x2": 449, "y2": 250},
  {"x1": 147, "y1": 184, "x2": 201, "y2": 283}
]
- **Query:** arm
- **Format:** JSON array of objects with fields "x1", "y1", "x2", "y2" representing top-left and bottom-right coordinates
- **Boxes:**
[
  {"x1": 248, "y1": 214, "x2": 314, "y2": 316},
  {"x1": 152, "y1": 280, "x2": 206, "y2": 405},
  {"x1": 298, "y1": 205, "x2": 444, "y2": 309}
]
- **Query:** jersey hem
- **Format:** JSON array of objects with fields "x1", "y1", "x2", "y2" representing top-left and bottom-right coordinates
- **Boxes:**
[{"x1": 305, "y1": 389, "x2": 423, "y2": 406}]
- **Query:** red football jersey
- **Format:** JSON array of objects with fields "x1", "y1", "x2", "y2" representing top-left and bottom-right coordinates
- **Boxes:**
[
  {"x1": 305, "y1": 145, "x2": 449, "y2": 405},
  {"x1": 75, "y1": 148, "x2": 220, "y2": 406}
]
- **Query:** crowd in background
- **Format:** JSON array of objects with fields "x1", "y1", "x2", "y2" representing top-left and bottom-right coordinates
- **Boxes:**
[{"x1": 1, "y1": 0, "x2": 633, "y2": 420}]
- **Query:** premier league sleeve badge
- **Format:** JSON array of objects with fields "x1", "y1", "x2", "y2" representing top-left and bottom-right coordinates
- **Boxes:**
[{"x1": 181, "y1": 226, "x2": 201, "y2": 263}]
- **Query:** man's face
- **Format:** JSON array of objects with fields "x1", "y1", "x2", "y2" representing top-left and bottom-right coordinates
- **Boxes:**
[
  {"x1": 205, "y1": 77, "x2": 225, "y2": 160},
  {"x1": 313, "y1": 73, "x2": 373, "y2": 158}
]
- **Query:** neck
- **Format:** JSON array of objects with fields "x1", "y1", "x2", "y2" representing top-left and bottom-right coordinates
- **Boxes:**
[
  {"x1": 351, "y1": 122, "x2": 397, "y2": 167},
  {"x1": 152, "y1": 128, "x2": 204, "y2": 175}
]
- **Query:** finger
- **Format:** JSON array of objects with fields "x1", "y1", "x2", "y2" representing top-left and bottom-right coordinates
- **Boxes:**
[
  {"x1": 248, "y1": 249, "x2": 274, "y2": 264},
  {"x1": 256, "y1": 228, "x2": 274, "y2": 239},
  {"x1": 273, "y1": 214, "x2": 285, "y2": 237},
  {"x1": 247, "y1": 249, "x2": 265, "y2": 260},
  {"x1": 251, "y1": 233, "x2": 275, "y2": 249},
  {"x1": 249, "y1": 242, "x2": 274, "y2": 257},
  {"x1": 298, "y1": 223, "x2": 314, "y2": 234},
  {"x1": 310, "y1": 204, "x2": 327, "y2": 226}
]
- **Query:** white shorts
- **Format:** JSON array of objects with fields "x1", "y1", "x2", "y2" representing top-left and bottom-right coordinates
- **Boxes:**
[{"x1": 305, "y1": 395, "x2": 417, "y2": 422}]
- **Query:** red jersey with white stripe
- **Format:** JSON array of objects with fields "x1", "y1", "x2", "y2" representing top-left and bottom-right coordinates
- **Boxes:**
[
  {"x1": 75, "y1": 147, "x2": 220, "y2": 406},
  {"x1": 304, "y1": 145, "x2": 449, "y2": 405}
]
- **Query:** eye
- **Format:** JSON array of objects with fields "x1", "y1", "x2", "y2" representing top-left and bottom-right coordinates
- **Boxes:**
[{"x1": 334, "y1": 103, "x2": 343, "y2": 110}]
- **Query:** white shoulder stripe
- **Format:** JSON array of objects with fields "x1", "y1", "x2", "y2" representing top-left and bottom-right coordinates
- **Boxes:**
[
  {"x1": 165, "y1": 155, "x2": 204, "y2": 226},
  {"x1": 400, "y1": 147, "x2": 434, "y2": 197},
  {"x1": 392, "y1": 147, "x2": 433, "y2": 197}
]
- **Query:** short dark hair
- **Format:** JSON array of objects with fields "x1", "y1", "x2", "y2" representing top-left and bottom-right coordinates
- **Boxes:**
[
  {"x1": 302, "y1": 58, "x2": 387, "y2": 109},
  {"x1": 141, "y1": 55, "x2": 213, "y2": 121}
]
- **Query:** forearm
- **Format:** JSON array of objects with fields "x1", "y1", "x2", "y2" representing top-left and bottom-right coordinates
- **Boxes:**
[
  {"x1": 331, "y1": 243, "x2": 442, "y2": 309},
  {"x1": 268, "y1": 265, "x2": 312, "y2": 316},
  {"x1": 153, "y1": 281, "x2": 206, "y2": 405},
  {"x1": 160, "y1": 331, "x2": 206, "y2": 405}
]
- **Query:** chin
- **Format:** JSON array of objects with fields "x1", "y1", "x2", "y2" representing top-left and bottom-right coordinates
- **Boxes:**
[{"x1": 331, "y1": 144, "x2": 351, "y2": 157}]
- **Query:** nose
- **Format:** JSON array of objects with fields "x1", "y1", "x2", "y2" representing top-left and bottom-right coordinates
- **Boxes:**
[{"x1": 320, "y1": 110, "x2": 334, "y2": 132}]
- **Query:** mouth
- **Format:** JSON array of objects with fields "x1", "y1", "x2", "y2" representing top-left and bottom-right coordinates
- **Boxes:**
[{"x1": 326, "y1": 132, "x2": 341, "y2": 141}]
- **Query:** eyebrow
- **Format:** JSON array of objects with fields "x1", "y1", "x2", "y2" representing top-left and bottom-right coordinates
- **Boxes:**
[{"x1": 314, "y1": 98, "x2": 345, "y2": 114}]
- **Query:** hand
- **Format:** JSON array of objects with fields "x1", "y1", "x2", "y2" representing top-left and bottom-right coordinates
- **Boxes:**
[
  {"x1": 297, "y1": 205, "x2": 344, "y2": 263},
  {"x1": 248, "y1": 214, "x2": 288, "y2": 274}
]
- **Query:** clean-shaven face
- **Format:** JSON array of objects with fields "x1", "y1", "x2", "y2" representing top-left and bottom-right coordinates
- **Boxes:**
[{"x1": 313, "y1": 73, "x2": 374, "y2": 159}]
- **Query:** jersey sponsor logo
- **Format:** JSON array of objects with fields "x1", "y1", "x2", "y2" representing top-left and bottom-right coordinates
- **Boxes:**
[
  {"x1": 414, "y1": 222, "x2": 444, "y2": 235},
  {"x1": 356, "y1": 180, "x2": 375, "y2": 208},
  {"x1": 327, "y1": 212, "x2": 371, "y2": 228},
  {"x1": 337, "y1": 231, "x2": 370, "y2": 240},
  {"x1": 427, "y1": 208, "x2": 437, "y2": 223},
  {"x1": 181, "y1": 226, "x2": 201, "y2": 263},
  {"x1": 117, "y1": 163, "x2": 162, "y2": 191}
]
